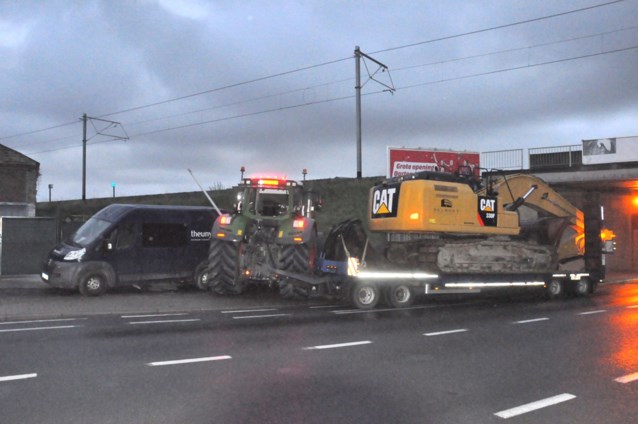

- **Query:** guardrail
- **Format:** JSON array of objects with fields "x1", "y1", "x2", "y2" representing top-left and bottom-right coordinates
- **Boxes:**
[
  {"x1": 480, "y1": 149, "x2": 524, "y2": 171},
  {"x1": 529, "y1": 145, "x2": 582, "y2": 169},
  {"x1": 481, "y1": 144, "x2": 582, "y2": 171}
]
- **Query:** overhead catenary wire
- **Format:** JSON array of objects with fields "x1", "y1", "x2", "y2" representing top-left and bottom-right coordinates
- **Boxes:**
[
  {"x1": 8, "y1": 0, "x2": 635, "y2": 154},
  {"x1": 23, "y1": 40, "x2": 638, "y2": 156}
]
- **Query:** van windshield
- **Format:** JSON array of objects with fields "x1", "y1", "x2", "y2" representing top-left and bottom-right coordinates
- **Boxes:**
[{"x1": 71, "y1": 217, "x2": 111, "y2": 247}]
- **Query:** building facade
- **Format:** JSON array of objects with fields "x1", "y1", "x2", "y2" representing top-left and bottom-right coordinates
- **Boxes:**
[{"x1": 0, "y1": 144, "x2": 40, "y2": 217}]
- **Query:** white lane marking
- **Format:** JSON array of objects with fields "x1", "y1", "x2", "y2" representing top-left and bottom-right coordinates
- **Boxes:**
[
  {"x1": 309, "y1": 305, "x2": 343, "y2": 309},
  {"x1": 0, "y1": 325, "x2": 78, "y2": 333},
  {"x1": 0, "y1": 373, "x2": 38, "y2": 382},
  {"x1": 221, "y1": 308, "x2": 278, "y2": 314},
  {"x1": 494, "y1": 393, "x2": 576, "y2": 419},
  {"x1": 232, "y1": 314, "x2": 290, "y2": 320},
  {"x1": 615, "y1": 372, "x2": 638, "y2": 384},
  {"x1": 303, "y1": 341, "x2": 372, "y2": 350},
  {"x1": 148, "y1": 355, "x2": 232, "y2": 367},
  {"x1": 0, "y1": 318, "x2": 86, "y2": 325},
  {"x1": 578, "y1": 310, "x2": 607, "y2": 315},
  {"x1": 333, "y1": 305, "x2": 435, "y2": 315},
  {"x1": 121, "y1": 313, "x2": 189, "y2": 318},
  {"x1": 424, "y1": 329, "x2": 468, "y2": 336},
  {"x1": 513, "y1": 318, "x2": 549, "y2": 324},
  {"x1": 128, "y1": 319, "x2": 200, "y2": 325}
]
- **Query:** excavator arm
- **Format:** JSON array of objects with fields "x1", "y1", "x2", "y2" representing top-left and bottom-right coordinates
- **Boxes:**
[{"x1": 477, "y1": 173, "x2": 584, "y2": 231}]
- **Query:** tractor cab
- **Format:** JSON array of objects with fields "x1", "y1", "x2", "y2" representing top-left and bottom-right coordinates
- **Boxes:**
[{"x1": 237, "y1": 177, "x2": 302, "y2": 219}]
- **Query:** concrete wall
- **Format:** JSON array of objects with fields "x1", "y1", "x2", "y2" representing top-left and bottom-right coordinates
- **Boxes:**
[
  {"x1": 0, "y1": 217, "x2": 57, "y2": 275},
  {"x1": 0, "y1": 163, "x2": 39, "y2": 217}
]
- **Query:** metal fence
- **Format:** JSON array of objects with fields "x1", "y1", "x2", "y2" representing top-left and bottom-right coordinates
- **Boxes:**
[
  {"x1": 480, "y1": 149, "x2": 524, "y2": 171},
  {"x1": 481, "y1": 145, "x2": 582, "y2": 172},
  {"x1": 528, "y1": 145, "x2": 582, "y2": 169}
]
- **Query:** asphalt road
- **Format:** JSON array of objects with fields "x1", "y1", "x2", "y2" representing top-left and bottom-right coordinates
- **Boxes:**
[{"x1": 2, "y1": 277, "x2": 638, "y2": 423}]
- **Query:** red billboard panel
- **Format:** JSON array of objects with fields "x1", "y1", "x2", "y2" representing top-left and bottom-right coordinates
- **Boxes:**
[{"x1": 387, "y1": 147, "x2": 480, "y2": 178}]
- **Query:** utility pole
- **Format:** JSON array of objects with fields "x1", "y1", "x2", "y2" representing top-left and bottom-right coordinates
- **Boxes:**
[
  {"x1": 354, "y1": 46, "x2": 394, "y2": 179},
  {"x1": 355, "y1": 46, "x2": 362, "y2": 179},
  {"x1": 80, "y1": 114, "x2": 129, "y2": 201},
  {"x1": 82, "y1": 113, "x2": 87, "y2": 200}
]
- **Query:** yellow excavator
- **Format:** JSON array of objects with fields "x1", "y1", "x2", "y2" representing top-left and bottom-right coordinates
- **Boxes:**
[{"x1": 331, "y1": 171, "x2": 612, "y2": 308}]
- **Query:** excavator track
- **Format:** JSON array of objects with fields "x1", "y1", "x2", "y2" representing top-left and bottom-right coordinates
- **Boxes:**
[{"x1": 384, "y1": 236, "x2": 556, "y2": 275}]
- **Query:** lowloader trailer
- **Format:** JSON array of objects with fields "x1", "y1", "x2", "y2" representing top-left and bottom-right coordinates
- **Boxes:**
[{"x1": 271, "y1": 171, "x2": 615, "y2": 309}]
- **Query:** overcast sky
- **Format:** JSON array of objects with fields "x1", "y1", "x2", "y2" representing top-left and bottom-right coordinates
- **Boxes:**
[{"x1": 1, "y1": 0, "x2": 637, "y2": 202}]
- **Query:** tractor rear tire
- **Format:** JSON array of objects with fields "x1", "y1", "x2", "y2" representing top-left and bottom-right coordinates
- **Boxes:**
[
  {"x1": 279, "y1": 243, "x2": 315, "y2": 274},
  {"x1": 208, "y1": 239, "x2": 246, "y2": 295},
  {"x1": 279, "y1": 280, "x2": 310, "y2": 300},
  {"x1": 277, "y1": 230, "x2": 317, "y2": 300}
]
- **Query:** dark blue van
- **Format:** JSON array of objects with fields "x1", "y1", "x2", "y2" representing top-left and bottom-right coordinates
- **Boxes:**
[{"x1": 41, "y1": 204, "x2": 219, "y2": 296}]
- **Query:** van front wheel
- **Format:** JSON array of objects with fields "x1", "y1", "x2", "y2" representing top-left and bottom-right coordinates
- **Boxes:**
[{"x1": 78, "y1": 271, "x2": 108, "y2": 296}]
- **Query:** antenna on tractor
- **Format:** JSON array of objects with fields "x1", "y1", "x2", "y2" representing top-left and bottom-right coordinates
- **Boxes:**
[{"x1": 187, "y1": 169, "x2": 222, "y2": 216}]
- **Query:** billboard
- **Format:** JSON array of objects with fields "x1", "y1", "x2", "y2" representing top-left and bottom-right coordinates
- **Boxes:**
[
  {"x1": 387, "y1": 147, "x2": 480, "y2": 178},
  {"x1": 582, "y1": 136, "x2": 638, "y2": 165}
]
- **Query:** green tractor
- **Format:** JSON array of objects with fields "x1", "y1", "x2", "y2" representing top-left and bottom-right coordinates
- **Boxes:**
[{"x1": 206, "y1": 176, "x2": 321, "y2": 298}]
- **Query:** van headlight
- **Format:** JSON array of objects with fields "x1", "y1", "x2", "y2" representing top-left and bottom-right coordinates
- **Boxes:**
[{"x1": 64, "y1": 248, "x2": 86, "y2": 261}]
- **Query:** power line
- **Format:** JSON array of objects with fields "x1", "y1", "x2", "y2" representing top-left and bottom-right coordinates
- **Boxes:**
[
  {"x1": 25, "y1": 41, "x2": 638, "y2": 156},
  {"x1": 370, "y1": 0, "x2": 627, "y2": 55},
  {"x1": 0, "y1": 120, "x2": 78, "y2": 142},
  {"x1": 396, "y1": 45, "x2": 638, "y2": 91},
  {"x1": 11, "y1": 0, "x2": 632, "y2": 150},
  {"x1": 96, "y1": 57, "x2": 351, "y2": 119},
  {"x1": 393, "y1": 25, "x2": 638, "y2": 73}
]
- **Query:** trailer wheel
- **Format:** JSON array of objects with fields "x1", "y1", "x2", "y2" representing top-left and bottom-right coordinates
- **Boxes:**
[
  {"x1": 385, "y1": 284, "x2": 414, "y2": 308},
  {"x1": 351, "y1": 281, "x2": 380, "y2": 309},
  {"x1": 208, "y1": 239, "x2": 246, "y2": 295},
  {"x1": 546, "y1": 279, "x2": 564, "y2": 300},
  {"x1": 78, "y1": 271, "x2": 108, "y2": 296},
  {"x1": 574, "y1": 277, "x2": 592, "y2": 297}
]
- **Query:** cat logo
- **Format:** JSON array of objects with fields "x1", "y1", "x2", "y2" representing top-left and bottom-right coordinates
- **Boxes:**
[
  {"x1": 480, "y1": 198, "x2": 496, "y2": 212},
  {"x1": 371, "y1": 184, "x2": 400, "y2": 218},
  {"x1": 478, "y1": 196, "x2": 498, "y2": 226}
]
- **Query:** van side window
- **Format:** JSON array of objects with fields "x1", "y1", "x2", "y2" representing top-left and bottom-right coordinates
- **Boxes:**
[
  {"x1": 142, "y1": 223, "x2": 188, "y2": 248},
  {"x1": 116, "y1": 223, "x2": 136, "y2": 249}
]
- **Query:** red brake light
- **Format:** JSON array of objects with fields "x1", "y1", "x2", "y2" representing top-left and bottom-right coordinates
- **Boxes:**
[
  {"x1": 293, "y1": 219, "x2": 305, "y2": 229},
  {"x1": 220, "y1": 215, "x2": 232, "y2": 225}
]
